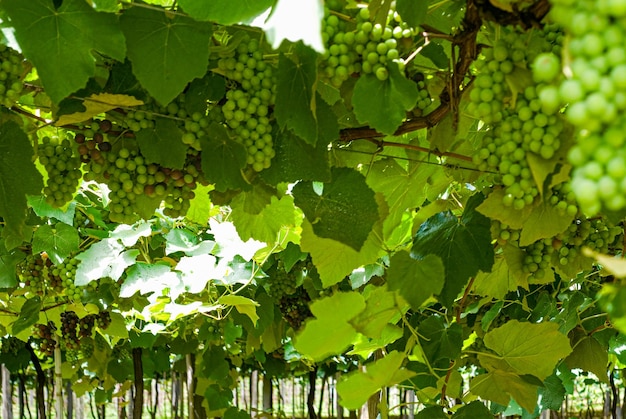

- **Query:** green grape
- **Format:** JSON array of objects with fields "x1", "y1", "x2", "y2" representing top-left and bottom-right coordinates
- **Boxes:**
[
  {"x1": 38, "y1": 136, "x2": 82, "y2": 207},
  {"x1": 0, "y1": 44, "x2": 26, "y2": 108}
]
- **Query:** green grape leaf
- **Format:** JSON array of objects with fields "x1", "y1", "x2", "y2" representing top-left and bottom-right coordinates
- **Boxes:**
[
  {"x1": 185, "y1": 73, "x2": 226, "y2": 115},
  {"x1": 200, "y1": 123, "x2": 248, "y2": 192},
  {"x1": 484, "y1": 320, "x2": 572, "y2": 380},
  {"x1": 178, "y1": 0, "x2": 274, "y2": 25},
  {"x1": 470, "y1": 371, "x2": 539, "y2": 413},
  {"x1": 565, "y1": 333, "x2": 609, "y2": 383},
  {"x1": 27, "y1": 196, "x2": 75, "y2": 225},
  {"x1": 416, "y1": 407, "x2": 448, "y2": 419},
  {"x1": 420, "y1": 42, "x2": 449, "y2": 69},
  {"x1": 352, "y1": 63, "x2": 419, "y2": 135},
  {"x1": 336, "y1": 351, "x2": 416, "y2": 410},
  {"x1": 105, "y1": 312, "x2": 129, "y2": 338},
  {"x1": 110, "y1": 221, "x2": 153, "y2": 247},
  {"x1": 219, "y1": 295, "x2": 259, "y2": 325},
  {"x1": 223, "y1": 407, "x2": 251, "y2": 419},
  {"x1": 12, "y1": 296, "x2": 42, "y2": 336},
  {"x1": 230, "y1": 194, "x2": 299, "y2": 244},
  {"x1": 472, "y1": 255, "x2": 519, "y2": 300},
  {"x1": 418, "y1": 315, "x2": 463, "y2": 363},
  {"x1": 275, "y1": 43, "x2": 339, "y2": 146},
  {"x1": 0, "y1": 248, "x2": 24, "y2": 288},
  {"x1": 293, "y1": 167, "x2": 379, "y2": 251},
  {"x1": 56, "y1": 94, "x2": 144, "y2": 126},
  {"x1": 387, "y1": 252, "x2": 444, "y2": 310},
  {"x1": 350, "y1": 285, "x2": 404, "y2": 339},
  {"x1": 75, "y1": 238, "x2": 140, "y2": 286},
  {"x1": 120, "y1": 263, "x2": 180, "y2": 298},
  {"x1": 452, "y1": 401, "x2": 493, "y2": 419},
  {"x1": 3, "y1": 0, "x2": 125, "y2": 104},
  {"x1": 0, "y1": 121, "x2": 43, "y2": 249},
  {"x1": 475, "y1": 187, "x2": 534, "y2": 230},
  {"x1": 299, "y1": 196, "x2": 387, "y2": 287},
  {"x1": 294, "y1": 292, "x2": 366, "y2": 361},
  {"x1": 31, "y1": 223, "x2": 80, "y2": 265},
  {"x1": 120, "y1": 6, "x2": 212, "y2": 105},
  {"x1": 396, "y1": 0, "x2": 428, "y2": 27},
  {"x1": 205, "y1": 384, "x2": 232, "y2": 411},
  {"x1": 136, "y1": 117, "x2": 186, "y2": 170},
  {"x1": 176, "y1": 254, "x2": 218, "y2": 294},
  {"x1": 260, "y1": 129, "x2": 331, "y2": 185},
  {"x1": 209, "y1": 219, "x2": 265, "y2": 263},
  {"x1": 538, "y1": 373, "x2": 567, "y2": 411},
  {"x1": 519, "y1": 200, "x2": 574, "y2": 246},
  {"x1": 411, "y1": 193, "x2": 494, "y2": 307},
  {"x1": 186, "y1": 184, "x2": 214, "y2": 225}
]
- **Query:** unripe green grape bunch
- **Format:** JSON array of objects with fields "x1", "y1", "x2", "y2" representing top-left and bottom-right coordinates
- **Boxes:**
[
  {"x1": 17, "y1": 252, "x2": 50, "y2": 295},
  {"x1": 553, "y1": 217, "x2": 622, "y2": 266},
  {"x1": 548, "y1": 0, "x2": 626, "y2": 215},
  {"x1": 37, "y1": 136, "x2": 83, "y2": 207},
  {"x1": 0, "y1": 44, "x2": 25, "y2": 108},
  {"x1": 217, "y1": 35, "x2": 277, "y2": 172},
  {"x1": 50, "y1": 255, "x2": 82, "y2": 302}
]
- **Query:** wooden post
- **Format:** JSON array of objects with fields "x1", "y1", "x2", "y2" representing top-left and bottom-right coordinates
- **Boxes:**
[
  {"x1": 250, "y1": 370, "x2": 258, "y2": 415},
  {"x1": 262, "y1": 376, "x2": 273, "y2": 412},
  {"x1": 2, "y1": 364, "x2": 12, "y2": 419}
]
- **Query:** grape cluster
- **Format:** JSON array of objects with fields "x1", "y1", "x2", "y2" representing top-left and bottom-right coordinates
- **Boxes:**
[
  {"x1": 470, "y1": 26, "x2": 565, "y2": 209},
  {"x1": 1, "y1": 336, "x2": 25, "y2": 357},
  {"x1": 553, "y1": 218, "x2": 622, "y2": 266},
  {"x1": 60, "y1": 311, "x2": 81, "y2": 349},
  {"x1": 50, "y1": 255, "x2": 82, "y2": 301},
  {"x1": 0, "y1": 44, "x2": 25, "y2": 108},
  {"x1": 37, "y1": 136, "x2": 82, "y2": 207},
  {"x1": 79, "y1": 118, "x2": 205, "y2": 221},
  {"x1": 521, "y1": 238, "x2": 554, "y2": 281},
  {"x1": 548, "y1": 0, "x2": 626, "y2": 214},
  {"x1": 32, "y1": 322, "x2": 56, "y2": 356},
  {"x1": 217, "y1": 36, "x2": 276, "y2": 172},
  {"x1": 17, "y1": 253, "x2": 51, "y2": 295}
]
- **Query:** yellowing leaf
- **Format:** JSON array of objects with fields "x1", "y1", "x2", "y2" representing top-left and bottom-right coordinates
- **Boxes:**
[
  {"x1": 583, "y1": 248, "x2": 626, "y2": 278},
  {"x1": 56, "y1": 93, "x2": 143, "y2": 126},
  {"x1": 219, "y1": 295, "x2": 260, "y2": 325}
]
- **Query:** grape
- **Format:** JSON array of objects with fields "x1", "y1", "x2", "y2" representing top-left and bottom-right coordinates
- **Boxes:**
[
  {"x1": 37, "y1": 136, "x2": 82, "y2": 207},
  {"x1": 60, "y1": 311, "x2": 80, "y2": 350},
  {"x1": 51, "y1": 254, "x2": 83, "y2": 301},
  {"x1": 32, "y1": 322, "x2": 56, "y2": 357},
  {"x1": 0, "y1": 44, "x2": 25, "y2": 108}
]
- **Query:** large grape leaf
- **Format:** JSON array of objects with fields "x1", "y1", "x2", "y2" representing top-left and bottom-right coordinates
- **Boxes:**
[
  {"x1": 0, "y1": 122, "x2": 43, "y2": 249},
  {"x1": 418, "y1": 315, "x2": 463, "y2": 363},
  {"x1": 230, "y1": 194, "x2": 299, "y2": 244},
  {"x1": 294, "y1": 292, "x2": 365, "y2": 362},
  {"x1": 472, "y1": 255, "x2": 519, "y2": 300},
  {"x1": 120, "y1": 263, "x2": 181, "y2": 298},
  {"x1": 475, "y1": 188, "x2": 534, "y2": 230},
  {"x1": 75, "y1": 238, "x2": 139, "y2": 286},
  {"x1": 178, "y1": 0, "x2": 274, "y2": 25},
  {"x1": 120, "y1": 6, "x2": 212, "y2": 105},
  {"x1": 0, "y1": 246, "x2": 23, "y2": 288},
  {"x1": 136, "y1": 118, "x2": 186, "y2": 170},
  {"x1": 519, "y1": 200, "x2": 574, "y2": 246},
  {"x1": 260, "y1": 129, "x2": 331, "y2": 185},
  {"x1": 199, "y1": 123, "x2": 249, "y2": 192},
  {"x1": 470, "y1": 371, "x2": 539, "y2": 413},
  {"x1": 27, "y1": 196, "x2": 75, "y2": 225},
  {"x1": 12, "y1": 296, "x2": 42, "y2": 336},
  {"x1": 3, "y1": 0, "x2": 125, "y2": 104},
  {"x1": 484, "y1": 320, "x2": 572, "y2": 380},
  {"x1": 275, "y1": 43, "x2": 339, "y2": 146},
  {"x1": 350, "y1": 285, "x2": 404, "y2": 339},
  {"x1": 31, "y1": 223, "x2": 79, "y2": 265},
  {"x1": 293, "y1": 167, "x2": 379, "y2": 251},
  {"x1": 352, "y1": 63, "x2": 419, "y2": 135},
  {"x1": 565, "y1": 331, "x2": 609, "y2": 383},
  {"x1": 336, "y1": 351, "x2": 416, "y2": 410},
  {"x1": 386, "y1": 252, "x2": 444, "y2": 310},
  {"x1": 396, "y1": 0, "x2": 428, "y2": 27},
  {"x1": 411, "y1": 193, "x2": 494, "y2": 307}
]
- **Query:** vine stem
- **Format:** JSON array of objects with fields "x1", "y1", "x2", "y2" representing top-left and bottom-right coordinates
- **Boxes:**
[{"x1": 362, "y1": 137, "x2": 474, "y2": 162}]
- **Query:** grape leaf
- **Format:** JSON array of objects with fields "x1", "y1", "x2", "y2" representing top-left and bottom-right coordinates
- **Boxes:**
[
  {"x1": 484, "y1": 320, "x2": 572, "y2": 380},
  {"x1": 418, "y1": 315, "x2": 463, "y2": 362},
  {"x1": 386, "y1": 252, "x2": 444, "y2": 310},
  {"x1": 294, "y1": 292, "x2": 365, "y2": 362},
  {"x1": 583, "y1": 248, "x2": 626, "y2": 278},
  {"x1": 185, "y1": 73, "x2": 225, "y2": 115},
  {"x1": 470, "y1": 371, "x2": 539, "y2": 413},
  {"x1": 258, "y1": 0, "x2": 324, "y2": 52},
  {"x1": 472, "y1": 255, "x2": 518, "y2": 300},
  {"x1": 411, "y1": 193, "x2": 494, "y2": 307},
  {"x1": 260, "y1": 129, "x2": 331, "y2": 185},
  {"x1": 199, "y1": 123, "x2": 248, "y2": 192},
  {"x1": 178, "y1": 0, "x2": 274, "y2": 25},
  {"x1": 186, "y1": 184, "x2": 214, "y2": 226},
  {"x1": 0, "y1": 247, "x2": 23, "y2": 288},
  {"x1": 75, "y1": 238, "x2": 139, "y2": 286},
  {"x1": 538, "y1": 374, "x2": 566, "y2": 412},
  {"x1": 293, "y1": 167, "x2": 379, "y2": 251},
  {"x1": 110, "y1": 220, "x2": 153, "y2": 247},
  {"x1": 565, "y1": 332, "x2": 608, "y2": 383},
  {"x1": 519, "y1": 200, "x2": 574, "y2": 246},
  {"x1": 0, "y1": 122, "x2": 43, "y2": 249},
  {"x1": 336, "y1": 351, "x2": 416, "y2": 410},
  {"x1": 3, "y1": 0, "x2": 125, "y2": 104},
  {"x1": 396, "y1": 0, "x2": 428, "y2": 27},
  {"x1": 230, "y1": 194, "x2": 299, "y2": 244},
  {"x1": 27, "y1": 196, "x2": 75, "y2": 225},
  {"x1": 120, "y1": 6, "x2": 212, "y2": 105},
  {"x1": 475, "y1": 187, "x2": 534, "y2": 230},
  {"x1": 120, "y1": 262, "x2": 180, "y2": 298},
  {"x1": 31, "y1": 223, "x2": 79, "y2": 265},
  {"x1": 55, "y1": 94, "x2": 143, "y2": 126},
  {"x1": 219, "y1": 295, "x2": 259, "y2": 325},
  {"x1": 299, "y1": 195, "x2": 387, "y2": 287},
  {"x1": 136, "y1": 117, "x2": 186, "y2": 170},
  {"x1": 352, "y1": 63, "x2": 418, "y2": 135},
  {"x1": 208, "y1": 219, "x2": 265, "y2": 263},
  {"x1": 12, "y1": 296, "x2": 42, "y2": 336},
  {"x1": 350, "y1": 285, "x2": 404, "y2": 339},
  {"x1": 452, "y1": 401, "x2": 493, "y2": 419},
  {"x1": 275, "y1": 43, "x2": 339, "y2": 146}
]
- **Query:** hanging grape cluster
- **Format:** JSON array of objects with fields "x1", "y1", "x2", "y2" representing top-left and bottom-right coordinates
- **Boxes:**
[
  {"x1": 0, "y1": 44, "x2": 25, "y2": 108},
  {"x1": 217, "y1": 36, "x2": 277, "y2": 172},
  {"x1": 470, "y1": 25, "x2": 565, "y2": 210},
  {"x1": 17, "y1": 253, "x2": 61, "y2": 295},
  {"x1": 37, "y1": 136, "x2": 82, "y2": 207},
  {"x1": 546, "y1": 0, "x2": 626, "y2": 215}
]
